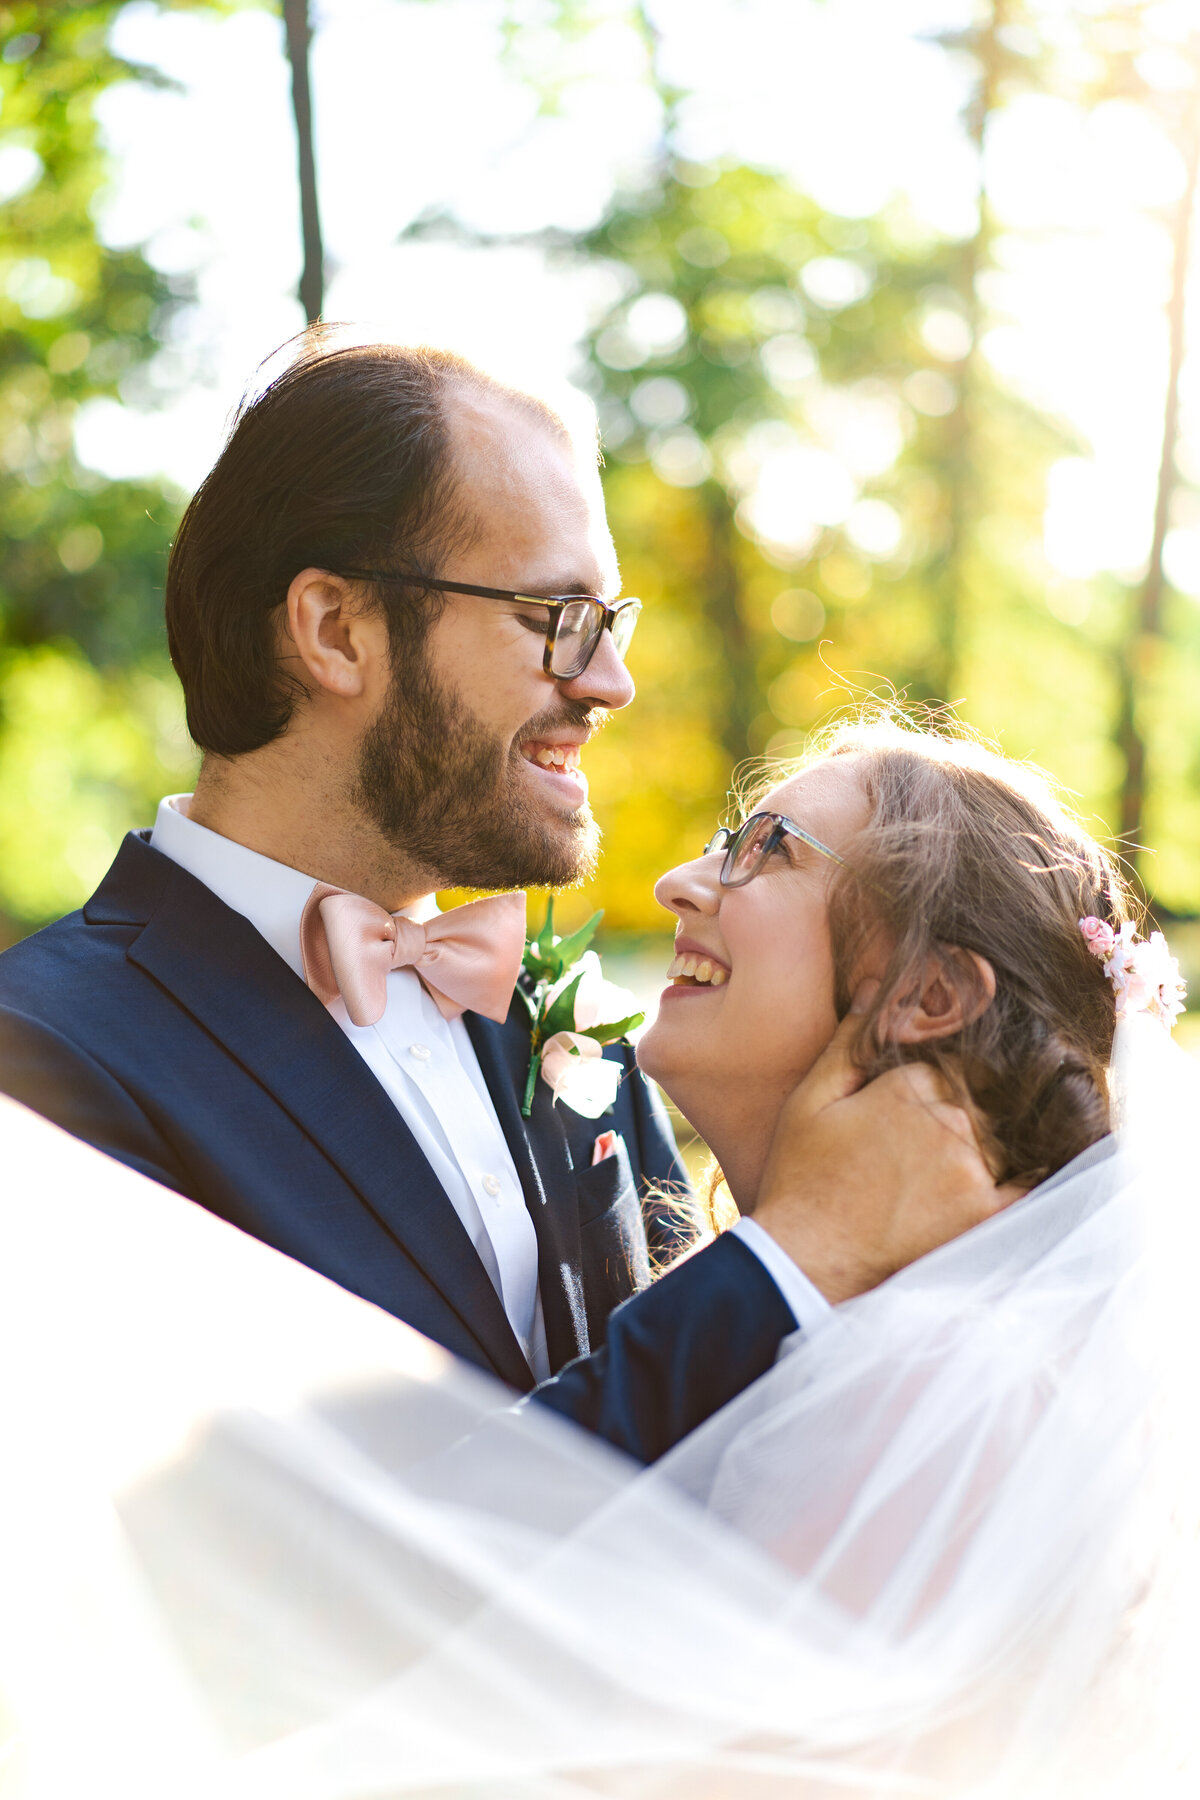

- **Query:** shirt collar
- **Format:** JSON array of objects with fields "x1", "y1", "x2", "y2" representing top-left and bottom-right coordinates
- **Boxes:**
[
  {"x1": 149, "y1": 795, "x2": 321, "y2": 981},
  {"x1": 149, "y1": 795, "x2": 443, "y2": 979}
]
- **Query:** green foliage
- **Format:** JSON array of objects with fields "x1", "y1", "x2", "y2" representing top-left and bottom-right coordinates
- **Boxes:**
[
  {"x1": 0, "y1": 3, "x2": 196, "y2": 663},
  {"x1": 548, "y1": 147, "x2": 1088, "y2": 927},
  {"x1": 523, "y1": 895, "x2": 605, "y2": 982},
  {"x1": 540, "y1": 969, "x2": 586, "y2": 1041},
  {"x1": 518, "y1": 898, "x2": 643, "y2": 1116},
  {"x1": 0, "y1": 640, "x2": 194, "y2": 930},
  {"x1": 574, "y1": 1010, "x2": 643, "y2": 1044},
  {"x1": 542, "y1": 1, "x2": 1200, "y2": 926},
  {"x1": 0, "y1": 1, "x2": 221, "y2": 935}
]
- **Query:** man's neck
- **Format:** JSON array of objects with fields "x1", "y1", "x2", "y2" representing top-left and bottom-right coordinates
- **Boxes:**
[{"x1": 187, "y1": 754, "x2": 440, "y2": 912}]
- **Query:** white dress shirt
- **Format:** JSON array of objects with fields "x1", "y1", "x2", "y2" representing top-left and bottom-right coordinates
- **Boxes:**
[
  {"x1": 150, "y1": 796, "x2": 829, "y2": 1369},
  {"x1": 150, "y1": 796, "x2": 550, "y2": 1379}
]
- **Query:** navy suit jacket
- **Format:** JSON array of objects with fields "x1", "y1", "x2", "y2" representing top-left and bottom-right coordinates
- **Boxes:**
[{"x1": 0, "y1": 833, "x2": 796, "y2": 1461}]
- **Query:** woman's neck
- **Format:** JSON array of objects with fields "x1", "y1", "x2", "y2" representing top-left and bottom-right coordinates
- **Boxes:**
[{"x1": 672, "y1": 1082, "x2": 788, "y2": 1216}]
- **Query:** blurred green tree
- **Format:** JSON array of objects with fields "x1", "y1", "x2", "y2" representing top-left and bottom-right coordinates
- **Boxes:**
[
  {"x1": 558, "y1": 147, "x2": 1086, "y2": 926},
  {"x1": 492, "y1": 0, "x2": 1084, "y2": 927},
  {"x1": 0, "y1": 1, "x2": 217, "y2": 937},
  {"x1": 282, "y1": 0, "x2": 323, "y2": 323},
  {"x1": 1079, "y1": 8, "x2": 1200, "y2": 900},
  {"x1": 446, "y1": 0, "x2": 1200, "y2": 930}
]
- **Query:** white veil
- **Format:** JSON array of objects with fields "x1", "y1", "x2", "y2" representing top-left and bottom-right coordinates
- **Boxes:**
[{"x1": 2, "y1": 1019, "x2": 1198, "y2": 1799}]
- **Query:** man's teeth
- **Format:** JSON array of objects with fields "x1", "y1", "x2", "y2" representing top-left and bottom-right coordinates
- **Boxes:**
[
  {"x1": 530, "y1": 745, "x2": 581, "y2": 771},
  {"x1": 667, "y1": 954, "x2": 728, "y2": 987}
]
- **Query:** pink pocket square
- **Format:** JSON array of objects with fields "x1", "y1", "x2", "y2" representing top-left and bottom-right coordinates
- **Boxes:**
[{"x1": 591, "y1": 1130, "x2": 620, "y2": 1166}]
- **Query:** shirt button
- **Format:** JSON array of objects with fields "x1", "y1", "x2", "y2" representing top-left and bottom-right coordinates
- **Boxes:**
[
  {"x1": 481, "y1": 1174, "x2": 501, "y2": 1197},
  {"x1": 408, "y1": 1043, "x2": 431, "y2": 1061}
]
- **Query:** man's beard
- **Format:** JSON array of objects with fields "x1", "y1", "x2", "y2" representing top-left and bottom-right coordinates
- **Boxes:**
[{"x1": 354, "y1": 658, "x2": 603, "y2": 891}]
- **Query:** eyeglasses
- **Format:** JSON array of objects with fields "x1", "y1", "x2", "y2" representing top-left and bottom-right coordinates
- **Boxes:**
[
  {"x1": 704, "y1": 812, "x2": 847, "y2": 888},
  {"x1": 335, "y1": 569, "x2": 642, "y2": 681}
]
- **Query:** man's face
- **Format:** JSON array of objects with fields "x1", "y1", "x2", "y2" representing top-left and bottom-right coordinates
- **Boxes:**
[{"x1": 355, "y1": 387, "x2": 633, "y2": 891}]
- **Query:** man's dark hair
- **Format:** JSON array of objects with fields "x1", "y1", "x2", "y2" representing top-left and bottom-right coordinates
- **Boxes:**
[{"x1": 165, "y1": 331, "x2": 564, "y2": 757}]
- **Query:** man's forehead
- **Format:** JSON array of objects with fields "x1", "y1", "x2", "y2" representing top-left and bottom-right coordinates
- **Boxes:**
[
  {"x1": 443, "y1": 383, "x2": 618, "y2": 593},
  {"x1": 443, "y1": 382, "x2": 584, "y2": 486}
]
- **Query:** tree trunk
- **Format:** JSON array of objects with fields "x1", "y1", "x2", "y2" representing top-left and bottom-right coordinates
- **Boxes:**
[
  {"x1": 283, "y1": 0, "x2": 324, "y2": 323},
  {"x1": 1117, "y1": 111, "x2": 1200, "y2": 877},
  {"x1": 929, "y1": 0, "x2": 1006, "y2": 702},
  {"x1": 700, "y1": 484, "x2": 758, "y2": 770}
]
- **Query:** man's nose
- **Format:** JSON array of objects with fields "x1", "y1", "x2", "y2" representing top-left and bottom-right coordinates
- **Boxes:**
[
  {"x1": 654, "y1": 853, "x2": 722, "y2": 921},
  {"x1": 558, "y1": 629, "x2": 635, "y2": 711}
]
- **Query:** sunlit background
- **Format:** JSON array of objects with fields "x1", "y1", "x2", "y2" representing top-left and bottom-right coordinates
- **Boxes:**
[{"x1": 2, "y1": 0, "x2": 1200, "y2": 1034}]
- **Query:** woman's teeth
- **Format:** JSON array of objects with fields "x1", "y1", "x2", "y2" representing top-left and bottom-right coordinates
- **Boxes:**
[
  {"x1": 528, "y1": 745, "x2": 582, "y2": 772},
  {"x1": 667, "y1": 954, "x2": 728, "y2": 987}
]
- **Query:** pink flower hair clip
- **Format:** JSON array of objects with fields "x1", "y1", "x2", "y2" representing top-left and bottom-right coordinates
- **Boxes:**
[{"x1": 1079, "y1": 916, "x2": 1187, "y2": 1029}]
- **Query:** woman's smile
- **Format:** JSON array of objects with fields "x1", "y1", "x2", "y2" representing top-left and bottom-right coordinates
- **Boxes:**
[
  {"x1": 663, "y1": 935, "x2": 731, "y2": 996},
  {"x1": 637, "y1": 761, "x2": 865, "y2": 1207}
]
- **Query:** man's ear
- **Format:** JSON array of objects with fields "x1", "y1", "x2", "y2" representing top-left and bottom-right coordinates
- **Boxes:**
[
  {"x1": 283, "y1": 568, "x2": 387, "y2": 701},
  {"x1": 880, "y1": 948, "x2": 996, "y2": 1045}
]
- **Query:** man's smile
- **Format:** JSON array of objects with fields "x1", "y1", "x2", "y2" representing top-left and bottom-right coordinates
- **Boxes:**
[
  {"x1": 521, "y1": 739, "x2": 583, "y2": 774},
  {"x1": 518, "y1": 734, "x2": 589, "y2": 804}
]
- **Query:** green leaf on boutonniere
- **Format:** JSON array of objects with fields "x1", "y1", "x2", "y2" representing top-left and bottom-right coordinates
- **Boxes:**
[
  {"x1": 575, "y1": 1011, "x2": 645, "y2": 1044},
  {"x1": 540, "y1": 968, "x2": 586, "y2": 1040},
  {"x1": 518, "y1": 897, "x2": 634, "y2": 1117},
  {"x1": 522, "y1": 898, "x2": 606, "y2": 986},
  {"x1": 521, "y1": 1052, "x2": 540, "y2": 1117},
  {"x1": 546, "y1": 908, "x2": 604, "y2": 975},
  {"x1": 513, "y1": 981, "x2": 539, "y2": 1022},
  {"x1": 522, "y1": 896, "x2": 561, "y2": 983}
]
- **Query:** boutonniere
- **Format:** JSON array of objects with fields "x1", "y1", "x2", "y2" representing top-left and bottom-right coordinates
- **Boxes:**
[{"x1": 518, "y1": 899, "x2": 645, "y2": 1119}]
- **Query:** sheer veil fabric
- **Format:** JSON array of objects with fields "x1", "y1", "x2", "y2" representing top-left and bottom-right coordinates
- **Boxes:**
[{"x1": 2, "y1": 1019, "x2": 1199, "y2": 1798}]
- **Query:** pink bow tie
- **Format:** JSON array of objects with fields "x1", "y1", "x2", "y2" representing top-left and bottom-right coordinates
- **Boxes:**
[{"x1": 299, "y1": 884, "x2": 527, "y2": 1028}]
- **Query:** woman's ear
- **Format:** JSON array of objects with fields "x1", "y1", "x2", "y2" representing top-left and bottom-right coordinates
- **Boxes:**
[{"x1": 881, "y1": 949, "x2": 996, "y2": 1045}]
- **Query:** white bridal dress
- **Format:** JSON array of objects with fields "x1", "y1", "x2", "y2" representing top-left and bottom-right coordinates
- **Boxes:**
[{"x1": 2, "y1": 1019, "x2": 1199, "y2": 1800}]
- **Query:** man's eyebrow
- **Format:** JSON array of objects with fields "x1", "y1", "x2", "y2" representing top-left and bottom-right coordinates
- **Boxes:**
[{"x1": 514, "y1": 576, "x2": 615, "y2": 599}]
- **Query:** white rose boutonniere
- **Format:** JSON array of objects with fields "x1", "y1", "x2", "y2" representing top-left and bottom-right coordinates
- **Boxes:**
[{"x1": 518, "y1": 901, "x2": 644, "y2": 1119}]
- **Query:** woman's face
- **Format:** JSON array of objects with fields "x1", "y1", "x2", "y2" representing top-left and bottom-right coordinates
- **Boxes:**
[{"x1": 637, "y1": 759, "x2": 871, "y2": 1148}]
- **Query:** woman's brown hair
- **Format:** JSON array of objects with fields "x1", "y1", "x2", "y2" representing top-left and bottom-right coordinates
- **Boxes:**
[{"x1": 750, "y1": 715, "x2": 1137, "y2": 1191}]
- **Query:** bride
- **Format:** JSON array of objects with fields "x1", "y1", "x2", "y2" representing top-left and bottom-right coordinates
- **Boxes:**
[{"x1": 2, "y1": 715, "x2": 1197, "y2": 1799}]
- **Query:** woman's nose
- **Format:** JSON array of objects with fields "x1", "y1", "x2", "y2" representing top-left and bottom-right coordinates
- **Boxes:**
[{"x1": 654, "y1": 853, "x2": 722, "y2": 920}]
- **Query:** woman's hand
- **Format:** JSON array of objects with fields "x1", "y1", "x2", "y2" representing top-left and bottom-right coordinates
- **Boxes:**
[{"x1": 749, "y1": 1010, "x2": 1025, "y2": 1304}]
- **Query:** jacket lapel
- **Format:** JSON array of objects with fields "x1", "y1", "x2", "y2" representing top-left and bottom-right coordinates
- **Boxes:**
[
  {"x1": 465, "y1": 1005, "x2": 590, "y2": 1366},
  {"x1": 95, "y1": 837, "x2": 532, "y2": 1388}
]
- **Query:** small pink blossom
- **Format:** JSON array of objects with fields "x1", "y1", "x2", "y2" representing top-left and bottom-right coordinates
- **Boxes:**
[
  {"x1": 539, "y1": 1030, "x2": 622, "y2": 1118},
  {"x1": 563, "y1": 951, "x2": 639, "y2": 1033},
  {"x1": 1082, "y1": 917, "x2": 1187, "y2": 1030},
  {"x1": 1079, "y1": 916, "x2": 1115, "y2": 959},
  {"x1": 1117, "y1": 967, "x2": 1154, "y2": 1017}
]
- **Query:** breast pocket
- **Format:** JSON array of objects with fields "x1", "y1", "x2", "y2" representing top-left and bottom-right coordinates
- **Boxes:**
[{"x1": 574, "y1": 1136, "x2": 652, "y2": 1345}]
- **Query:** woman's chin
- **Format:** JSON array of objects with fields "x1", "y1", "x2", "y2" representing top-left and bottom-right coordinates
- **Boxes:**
[
  {"x1": 633, "y1": 1018, "x2": 697, "y2": 1094},
  {"x1": 633, "y1": 1022, "x2": 670, "y2": 1086},
  {"x1": 637, "y1": 995, "x2": 731, "y2": 1091},
  {"x1": 635, "y1": 1020, "x2": 713, "y2": 1127}
]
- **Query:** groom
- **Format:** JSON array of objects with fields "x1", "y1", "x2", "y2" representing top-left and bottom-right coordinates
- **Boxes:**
[{"x1": 0, "y1": 337, "x2": 1002, "y2": 1461}]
